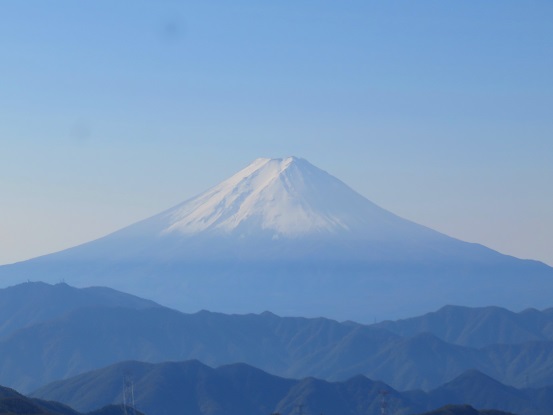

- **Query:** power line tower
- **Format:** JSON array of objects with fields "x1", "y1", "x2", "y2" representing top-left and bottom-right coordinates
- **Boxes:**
[
  {"x1": 122, "y1": 374, "x2": 136, "y2": 415},
  {"x1": 378, "y1": 390, "x2": 389, "y2": 415}
]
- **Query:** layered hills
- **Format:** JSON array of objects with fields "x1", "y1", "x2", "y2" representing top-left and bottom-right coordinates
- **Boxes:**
[
  {"x1": 0, "y1": 384, "x2": 142, "y2": 415},
  {"x1": 1, "y1": 157, "x2": 552, "y2": 321},
  {"x1": 2, "y1": 283, "x2": 553, "y2": 394},
  {"x1": 32, "y1": 360, "x2": 548, "y2": 415},
  {"x1": 415, "y1": 405, "x2": 516, "y2": 415},
  {"x1": 376, "y1": 305, "x2": 553, "y2": 348},
  {"x1": 0, "y1": 282, "x2": 159, "y2": 340}
]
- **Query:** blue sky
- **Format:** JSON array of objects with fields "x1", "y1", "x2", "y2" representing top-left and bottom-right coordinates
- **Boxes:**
[{"x1": 1, "y1": 1, "x2": 552, "y2": 266}]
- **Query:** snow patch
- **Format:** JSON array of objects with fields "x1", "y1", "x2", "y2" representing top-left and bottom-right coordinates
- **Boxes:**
[{"x1": 161, "y1": 157, "x2": 376, "y2": 237}]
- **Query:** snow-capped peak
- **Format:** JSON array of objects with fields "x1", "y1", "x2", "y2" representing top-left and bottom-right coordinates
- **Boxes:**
[{"x1": 160, "y1": 156, "x2": 394, "y2": 238}]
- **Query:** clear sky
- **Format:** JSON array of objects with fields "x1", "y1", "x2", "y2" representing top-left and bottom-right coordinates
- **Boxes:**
[{"x1": 1, "y1": 1, "x2": 552, "y2": 266}]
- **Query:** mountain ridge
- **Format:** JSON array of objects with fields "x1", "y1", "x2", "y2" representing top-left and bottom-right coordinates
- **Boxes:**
[
  {"x1": 0, "y1": 282, "x2": 160, "y2": 340},
  {"x1": 1, "y1": 157, "x2": 552, "y2": 321},
  {"x1": 32, "y1": 361, "x2": 550, "y2": 415},
  {"x1": 2, "y1": 287, "x2": 553, "y2": 393},
  {"x1": 0, "y1": 384, "x2": 143, "y2": 415}
]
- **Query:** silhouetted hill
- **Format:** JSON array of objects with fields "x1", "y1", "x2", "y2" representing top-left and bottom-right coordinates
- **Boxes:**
[
  {"x1": 414, "y1": 405, "x2": 516, "y2": 415},
  {"x1": 33, "y1": 362, "x2": 553, "y2": 415},
  {"x1": 0, "y1": 384, "x2": 143, "y2": 415},
  {"x1": 0, "y1": 282, "x2": 159, "y2": 340},
  {"x1": 32, "y1": 360, "x2": 420, "y2": 415},
  {"x1": 86, "y1": 406, "x2": 146, "y2": 415},
  {"x1": 399, "y1": 369, "x2": 553, "y2": 415},
  {"x1": 426, "y1": 371, "x2": 529, "y2": 414}
]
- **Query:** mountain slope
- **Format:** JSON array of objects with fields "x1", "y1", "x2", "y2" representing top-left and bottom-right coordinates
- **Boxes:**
[
  {"x1": 31, "y1": 360, "x2": 420, "y2": 415},
  {"x1": 0, "y1": 306, "x2": 399, "y2": 392},
  {"x1": 3, "y1": 300, "x2": 553, "y2": 393},
  {"x1": 426, "y1": 370, "x2": 529, "y2": 413},
  {"x1": 375, "y1": 305, "x2": 553, "y2": 348},
  {"x1": 0, "y1": 384, "x2": 142, "y2": 415},
  {"x1": 414, "y1": 405, "x2": 516, "y2": 415},
  {"x1": 1, "y1": 157, "x2": 552, "y2": 321},
  {"x1": 0, "y1": 282, "x2": 159, "y2": 340},
  {"x1": 32, "y1": 362, "x2": 553, "y2": 415},
  {"x1": 0, "y1": 385, "x2": 79, "y2": 415}
]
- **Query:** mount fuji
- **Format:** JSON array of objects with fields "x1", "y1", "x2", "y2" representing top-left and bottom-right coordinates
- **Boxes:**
[{"x1": 1, "y1": 157, "x2": 552, "y2": 321}]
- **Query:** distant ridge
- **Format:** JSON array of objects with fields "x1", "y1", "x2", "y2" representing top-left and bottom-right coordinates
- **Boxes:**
[
  {"x1": 0, "y1": 282, "x2": 160, "y2": 339},
  {"x1": 2, "y1": 288, "x2": 553, "y2": 394},
  {"x1": 1, "y1": 157, "x2": 552, "y2": 321},
  {"x1": 375, "y1": 304, "x2": 553, "y2": 347}
]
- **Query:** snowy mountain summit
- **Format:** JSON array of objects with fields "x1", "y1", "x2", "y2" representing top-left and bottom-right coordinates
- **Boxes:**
[
  {"x1": 1, "y1": 156, "x2": 552, "y2": 321},
  {"x1": 160, "y1": 156, "x2": 399, "y2": 238}
]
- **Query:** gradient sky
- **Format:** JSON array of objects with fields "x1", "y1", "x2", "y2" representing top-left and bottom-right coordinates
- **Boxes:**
[{"x1": 1, "y1": 1, "x2": 552, "y2": 266}]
